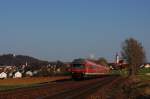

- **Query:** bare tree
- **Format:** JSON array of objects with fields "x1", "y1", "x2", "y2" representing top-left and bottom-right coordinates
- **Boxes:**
[{"x1": 121, "y1": 38, "x2": 146, "y2": 76}]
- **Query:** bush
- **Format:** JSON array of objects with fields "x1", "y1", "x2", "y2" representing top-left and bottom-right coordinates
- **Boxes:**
[{"x1": 138, "y1": 68, "x2": 150, "y2": 75}]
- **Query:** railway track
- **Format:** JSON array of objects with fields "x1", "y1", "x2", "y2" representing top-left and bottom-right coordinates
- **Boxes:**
[
  {"x1": 0, "y1": 79, "x2": 74, "y2": 99},
  {"x1": 0, "y1": 75, "x2": 121, "y2": 99},
  {"x1": 39, "y1": 75, "x2": 120, "y2": 99}
]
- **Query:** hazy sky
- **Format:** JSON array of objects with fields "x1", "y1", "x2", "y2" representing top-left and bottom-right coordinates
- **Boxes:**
[{"x1": 0, "y1": 0, "x2": 150, "y2": 62}]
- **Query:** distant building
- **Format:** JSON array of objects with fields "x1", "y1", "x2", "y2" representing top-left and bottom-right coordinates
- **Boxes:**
[
  {"x1": 140, "y1": 63, "x2": 150, "y2": 68},
  {"x1": 56, "y1": 68, "x2": 61, "y2": 72},
  {"x1": 116, "y1": 53, "x2": 120, "y2": 64},
  {"x1": 0, "y1": 72, "x2": 7, "y2": 79},
  {"x1": 8, "y1": 72, "x2": 13, "y2": 78},
  {"x1": 108, "y1": 53, "x2": 128, "y2": 70},
  {"x1": 26, "y1": 71, "x2": 33, "y2": 77},
  {"x1": 14, "y1": 71, "x2": 22, "y2": 78},
  {"x1": 144, "y1": 64, "x2": 150, "y2": 68},
  {"x1": 33, "y1": 70, "x2": 38, "y2": 75}
]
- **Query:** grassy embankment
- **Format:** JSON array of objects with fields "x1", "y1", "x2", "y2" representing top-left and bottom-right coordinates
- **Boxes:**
[{"x1": 110, "y1": 68, "x2": 150, "y2": 98}]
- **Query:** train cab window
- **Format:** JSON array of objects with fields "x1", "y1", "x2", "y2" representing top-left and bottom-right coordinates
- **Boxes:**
[{"x1": 72, "y1": 64, "x2": 85, "y2": 69}]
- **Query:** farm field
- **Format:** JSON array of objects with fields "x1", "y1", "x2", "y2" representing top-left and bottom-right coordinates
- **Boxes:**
[{"x1": 0, "y1": 76, "x2": 70, "y2": 91}]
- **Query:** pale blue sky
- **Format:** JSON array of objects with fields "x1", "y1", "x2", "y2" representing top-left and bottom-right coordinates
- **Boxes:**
[{"x1": 0, "y1": 0, "x2": 150, "y2": 62}]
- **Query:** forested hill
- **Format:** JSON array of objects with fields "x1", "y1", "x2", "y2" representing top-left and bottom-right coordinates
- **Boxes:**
[{"x1": 0, "y1": 54, "x2": 49, "y2": 66}]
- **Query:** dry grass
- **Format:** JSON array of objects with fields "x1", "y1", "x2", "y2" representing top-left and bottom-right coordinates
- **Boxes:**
[{"x1": 0, "y1": 76, "x2": 70, "y2": 86}]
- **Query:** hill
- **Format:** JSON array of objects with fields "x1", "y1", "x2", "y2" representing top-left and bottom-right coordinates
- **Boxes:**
[{"x1": 0, "y1": 54, "x2": 49, "y2": 66}]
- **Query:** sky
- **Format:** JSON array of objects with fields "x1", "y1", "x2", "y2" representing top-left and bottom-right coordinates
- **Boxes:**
[{"x1": 0, "y1": 0, "x2": 150, "y2": 62}]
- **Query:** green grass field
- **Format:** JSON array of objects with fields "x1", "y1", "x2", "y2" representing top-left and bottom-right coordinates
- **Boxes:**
[
  {"x1": 138, "y1": 68, "x2": 150, "y2": 75},
  {"x1": 110, "y1": 68, "x2": 150, "y2": 97}
]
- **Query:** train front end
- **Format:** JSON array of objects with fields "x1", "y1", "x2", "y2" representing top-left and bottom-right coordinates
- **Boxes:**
[{"x1": 70, "y1": 60, "x2": 86, "y2": 79}]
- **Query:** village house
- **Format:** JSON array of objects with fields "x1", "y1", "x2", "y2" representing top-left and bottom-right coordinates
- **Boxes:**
[
  {"x1": 144, "y1": 64, "x2": 150, "y2": 68},
  {"x1": 25, "y1": 71, "x2": 33, "y2": 77},
  {"x1": 14, "y1": 71, "x2": 22, "y2": 78},
  {"x1": 0, "y1": 72, "x2": 7, "y2": 79}
]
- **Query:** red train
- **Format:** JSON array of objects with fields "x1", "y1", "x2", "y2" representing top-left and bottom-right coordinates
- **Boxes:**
[{"x1": 69, "y1": 59, "x2": 110, "y2": 79}]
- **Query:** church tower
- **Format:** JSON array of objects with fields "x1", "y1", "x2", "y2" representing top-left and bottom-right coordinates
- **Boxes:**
[{"x1": 116, "y1": 53, "x2": 120, "y2": 64}]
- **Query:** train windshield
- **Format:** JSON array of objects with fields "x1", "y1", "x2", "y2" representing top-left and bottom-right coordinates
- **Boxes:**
[{"x1": 72, "y1": 64, "x2": 85, "y2": 69}]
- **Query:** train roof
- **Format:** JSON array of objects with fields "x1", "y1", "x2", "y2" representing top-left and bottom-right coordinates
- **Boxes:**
[
  {"x1": 72, "y1": 59, "x2": 100, "y2": 66},
  {"x1": 72, "y1": 59, "x2": 86, "y2": 64}
]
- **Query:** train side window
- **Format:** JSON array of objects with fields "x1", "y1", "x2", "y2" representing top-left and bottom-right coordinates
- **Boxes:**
[
  {"x1": 88, "y1": 66, "x2": 92, "y2": 69},
  {"x1": 89, "y1": 65, "x2": 97, "y2": 69},
  {"x1": 93, "y1": 65, "x2": 97, "y2": 69},
  {"x1": 72, "y1": 64, "x2": 85, "y2": 69}
]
